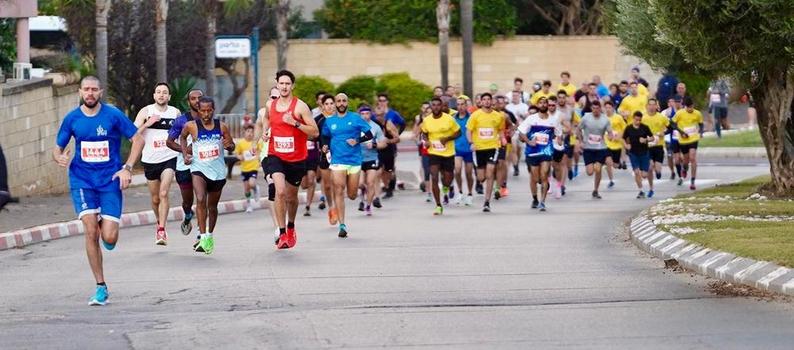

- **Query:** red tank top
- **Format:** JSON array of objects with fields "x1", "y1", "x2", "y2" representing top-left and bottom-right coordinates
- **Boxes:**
[{"x1": 268, "y1": 97, "x2": 308, "y2": 162}]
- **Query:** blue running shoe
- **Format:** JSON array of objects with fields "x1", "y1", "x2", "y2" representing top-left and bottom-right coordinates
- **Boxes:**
[
  {"x1": 648, "y1": 190, "x2": 655, "y2": 198},
  {"x1": 608, "y1": 181, "x2": 615, "y2": 188},
  {"x1": 338, "y1": 224, "x2": 348, "y2": 238},
  {"x1": 88, "y1": 285, "x2": 109, "y2": 306},
  {"x1": 538, "y1": 202, "x2": 547, "y2": 212},
  {"x1": 101, "y1": 238, "x2": 115, "y2": 251}
]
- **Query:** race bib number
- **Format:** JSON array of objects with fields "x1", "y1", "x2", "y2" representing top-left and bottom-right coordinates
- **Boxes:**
[
  {"x1": 273, "y1": 136, "x2": 295, "y2": 153},
  {"x1": 307, "y1": 140, "x2": 316, "y2": 150},
  {"x1": 197, "y1": 143, "x2": 220, "y2": 161},
  {"x1": 587, "y1": 134, "x2": 602, "y2": 145},
  {"x1": 672, "y1": 130, "x2": 680, "y2": 139},
  {"x1": 533, "y1": 133, "x2": 549, "y2": 145},
  {"x1": 152, "y1": 139, "x2": 167, "y2": 149},
  {"x1": 80, "y1": 141, "x2": 110, "y2": 163},
  {"x1": 431, "y1": 140, "x2": 447, "y2": 151},
  {"x1": 243, "y1": 149, "x2": 256, "y2": 161},
  {"x1": 684, "y1": 126, "x2": 698, "y2": 135},
  {"x1": 478, "y1": 128, "x2": 495, "y2": 139},
  {"x1": 710, "y1": 93, "x2": 721, "y2": 103}
]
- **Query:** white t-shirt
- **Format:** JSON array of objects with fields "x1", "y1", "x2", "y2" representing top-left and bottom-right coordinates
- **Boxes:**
[
  {"x1": 518, "y1": 113, "x2": 561, "y2": 138},
  {"x1": 505, "y1": 102, "x2": 529, "y2": 120},
  {"x1": 138, "y1": 104, "x2": 180, "y2": 164}
]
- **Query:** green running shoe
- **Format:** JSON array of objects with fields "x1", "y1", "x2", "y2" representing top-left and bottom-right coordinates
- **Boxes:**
[{"x1": 198, "y1": 235, "x2": 214, "y2": 255}]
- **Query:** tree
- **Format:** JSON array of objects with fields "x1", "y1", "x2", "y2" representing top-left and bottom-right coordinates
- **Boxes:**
[
  {"x1": 436, "y1": 0, "x2": 450, "y2": 88},
  {"x1": 611, "y1": 0, "x2": 794, "y2": 195},
  {"x1": 460, "y1": 0, "x2": 472, "y2": 96},
  {"x1": 155, "y1": 0, "x2": 168, "y2": 82},
  {"x1": 95, "y1": 0, "x2": 111, "y2": 84},
  {"x1": 0, "y1": 19, "x2": 15, "y2": 75},
  {"x1": 522, "y1": 0, "x2": 605, "y2": 35},
  {"x1": 275, "y1": 0, "x2": 289, "y2": 70}
]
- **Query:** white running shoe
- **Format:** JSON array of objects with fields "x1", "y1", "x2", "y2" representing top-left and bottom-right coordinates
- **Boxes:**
[
  {"x1": 464, "y1": 194, "x2": 473, "y2": 206},
  {"x1": 454, "y1": 194, "x2": 462, "y2": 206}
]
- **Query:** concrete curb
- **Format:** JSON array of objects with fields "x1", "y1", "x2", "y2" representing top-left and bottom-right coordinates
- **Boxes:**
[
  {"x1": 698, "y1": 147, "x2": 767, "y2": 159},
  {"x1": 629, "y1": 215, "x2": 794, "y2": 296}
]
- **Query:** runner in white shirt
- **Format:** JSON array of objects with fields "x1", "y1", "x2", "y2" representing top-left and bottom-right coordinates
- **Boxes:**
[{"x1": 134, "y1": 82, "x2": 181, "y2": 246}]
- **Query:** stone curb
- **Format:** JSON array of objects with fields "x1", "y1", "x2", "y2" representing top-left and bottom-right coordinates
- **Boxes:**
[
  {"x1": 629, "y1": 215, "x2": 794, "y2": 296},
  {"x1": 697, "y1": 147, "x2": 767, "y2": 159}
]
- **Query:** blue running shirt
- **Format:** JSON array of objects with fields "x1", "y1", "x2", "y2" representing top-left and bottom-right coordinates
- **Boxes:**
[{"x1": 322, "y1": 112, "x2": 371, "y2": 166}]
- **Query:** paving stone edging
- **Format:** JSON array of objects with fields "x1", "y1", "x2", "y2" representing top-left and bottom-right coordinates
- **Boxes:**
[{"x1": 630, "y1": 215, "x2": 794, "y2": 296}]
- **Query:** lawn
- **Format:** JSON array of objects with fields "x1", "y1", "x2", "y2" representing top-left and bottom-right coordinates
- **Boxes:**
[
  {"x1": 649, "y1": 176, "x2": 794, "y2": 267},
  {"x1": 700, "y1": 129, "x2": 763, "y2": 147}
]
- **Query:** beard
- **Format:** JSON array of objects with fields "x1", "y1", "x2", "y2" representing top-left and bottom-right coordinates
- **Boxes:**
[
  {"x1": 83, "y1": 99, "x2": 98, "y2": 108},
  {"x1": 336, "y1": 105, "x2": 347, "y2": 114},
  {"x1": 539, "y1": 106, "x2": 548, "y2": 113}
]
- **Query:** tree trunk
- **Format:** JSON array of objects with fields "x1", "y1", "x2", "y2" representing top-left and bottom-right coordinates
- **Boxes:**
[
  {"x1": 437, "y1": 0, "x2": 450, "y2": 88},
  {"x1": 754, "y1": 66, "x2": 794, "y2": 196},
  {"x1": 95, "y1": 0, "x2": 111, "y2": 85},
  {"x1": 460, "y1": 0, "x2": 473, "y2": 97},
  {"x1": 219, "y1": 59, "x2": 250, "y2": 114},
  {"x1": 276, "y1": 0, "x2": 290, "y2": 71},
  {"x1": 205, "y1": 0, "x2": 217, "y2": 98},
  {"x1": 155, "y1": 0, "x2": 168, "y2": 83}
]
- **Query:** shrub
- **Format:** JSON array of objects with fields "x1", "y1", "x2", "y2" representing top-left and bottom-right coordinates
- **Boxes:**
[
  {"x1": 293, "y1": 75, "x2": 335, "y2": 108},
  {"x1": 678, "y1": 70, "x2": 712, "y2": 112},
  {"x1": 376, "y1": 73, "x2": 433, "y2": 125},
  {"x1": 337, "y1": 75, "x2": 377, "y2": 104}
]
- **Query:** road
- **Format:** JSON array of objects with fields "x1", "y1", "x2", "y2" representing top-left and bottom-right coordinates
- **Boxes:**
[{"x1": 1, "y1": 156, "x2": 792, "y2": 349}]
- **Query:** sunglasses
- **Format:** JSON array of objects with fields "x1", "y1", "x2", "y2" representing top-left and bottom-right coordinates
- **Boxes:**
[{"x1": 270, "y1": 95, "x2": 278, "y2": 100}]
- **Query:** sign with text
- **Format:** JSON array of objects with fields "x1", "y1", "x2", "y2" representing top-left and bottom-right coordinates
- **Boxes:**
[{"x1": 215, "y1": 38, "x2": 251, "y2": 58}]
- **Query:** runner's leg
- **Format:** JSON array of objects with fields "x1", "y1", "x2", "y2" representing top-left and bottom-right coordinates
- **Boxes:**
[{"x1": 192, "y1": 174, "x2": 208, "y2": 234}]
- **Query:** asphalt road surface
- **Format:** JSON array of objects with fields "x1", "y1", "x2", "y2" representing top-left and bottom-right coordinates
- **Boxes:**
[{"x1": 2, "y1": 157, "x2": 792, "y2": 349}]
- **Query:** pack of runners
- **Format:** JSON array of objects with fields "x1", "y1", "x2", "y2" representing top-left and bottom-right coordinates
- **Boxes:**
[{"x1": 55, "y1": 69, "x2": 705, "y2": 306}]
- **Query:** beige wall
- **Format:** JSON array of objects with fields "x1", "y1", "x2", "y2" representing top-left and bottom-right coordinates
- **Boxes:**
[
  {"x1": 247, "y1": 36, "x2": 660, "y2": 108},
  {"x1": 0, "y1": 79, "x2": 79, "y2": 196}
]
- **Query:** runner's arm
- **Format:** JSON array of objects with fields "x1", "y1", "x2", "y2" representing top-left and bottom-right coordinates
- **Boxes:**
[
  {"x1": 386, "y1": 121, "x2": 400, "y2": 144},
  {"x1": 179, "y1": 122, "x2": 195, "y2": 164},
  {"x1": 254, "y1": 106, "x2": 269, "y2": 142},
  {"x1": 294, "y1": 101, "x2": 320, "y2": 139},
  {"x1": 221, "y1": 123, "x2": 235, "y2": 152}
]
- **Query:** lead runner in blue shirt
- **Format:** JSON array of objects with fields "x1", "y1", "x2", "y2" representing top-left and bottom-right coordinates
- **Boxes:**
[
  {"x1": 321, "y1": 93, "x2": 374, "y2": 238},
  {"x1": 52, "y1": 76, "x2": 146, "y2": 306}
]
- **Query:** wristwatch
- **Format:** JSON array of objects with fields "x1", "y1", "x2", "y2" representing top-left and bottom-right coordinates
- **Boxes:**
[
  {"x1": 122, "y1": 164, "x2": 133, "y2": 172},
  {"x1": 293, "y1": 121, "x2": 301, "y2": 128}
]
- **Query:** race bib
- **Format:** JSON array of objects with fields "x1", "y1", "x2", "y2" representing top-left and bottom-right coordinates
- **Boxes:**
[
  {"x1": 431, "y1": 140, "x2": 447, "y2": 151},
  {"x1": 478, "y1": 128, "x2": 495, "y2": 139},
  {"x1": 152, "y1": 138, "x2": 167, "y2": 149},
  {"x1": 710, "y1": 93, "x2": 721, "y2": 103},
  {"x1": 307, "y1": 140, "x2": 316, "y2": 150},
  {"x1": 243, "y1": 149, "x2": 256, "y2": 161},
  {"x1": 672, "y1": 130, "x2": 680, "y2": 140},
  {"x1": 648, "y1": 136, "x2": 658, "y2": 147},
  {"x1": 587, "y1": 134, "x2": 602, "y2": 145},
  {"x1": 533, "y1": 132, "x2": 549, "y2": 145},
  {"x1": 197, "y1": 143, "x2": 220, "y2": 161},
  {"x1": 273, "y1": 136, "x2": 295, "y2": 153},
  {"x1": 684, "y1": 126, "x2": 698, "y2": 135},
  {"x1": 326, "y1": 152, "x2": 332, "y2": 163},
  {"x1": 80, "y1": 141, "x2": 110, "y2": 163}
]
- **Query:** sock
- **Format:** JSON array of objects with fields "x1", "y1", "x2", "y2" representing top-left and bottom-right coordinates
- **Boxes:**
[
  {"x1": 691, "y1": 177, "x2": 696, "y2": 184},
  {"x1": 97, "y1": 282, "x2": 106, "y2": 286},
  {"x1": 675, "y1": 164, "x2": 682, "y2": 177},
  {"x1": 279, "y1": 227, "x2": 286, "y2": 235},
  {"x1": 287, "y1": 222, "x2": 295, "y2": 229},
  {"x1": 158, "y1": 225, "x2": 164, "y2": 230},
  {"x1": 442, "y1": 186, "x2": 449, "y2": 194},
  {"x1": 207, "y1": 232, "x2": 213, "y2": 237}
]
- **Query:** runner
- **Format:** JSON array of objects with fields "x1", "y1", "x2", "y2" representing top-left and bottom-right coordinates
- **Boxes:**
[
  {"x1": 321, "y1": 93, "x2": 373, "y2": 237},
  {"x1": 530, "y1": 80, "x2": 554, "y2": 106},
  {"x1": 506, "y1": 90, "x2": 529, "y2": 176},
  {"x1": 618, "y1": 81, "x2": 648, "y2": 118},
  {"x1": 372, "y1": 105, "x2": 401, "y2": 204},
  {"x1": 53, "y1": 76, "x2": 146, "y2": 305},
  {"x1": 453, "y1": 96, "x2": 475, "y2": 206},
  {"x1": 672, "y1": 96, "x2": 704, "y2": 190},
  {"x1": 301, "y1": 115, "x2": 321, "y2": 217},
  {"x1": 375, "y1": 93, "x2": 405, "y2": 197},
  {"x1": 603, "y1": 101, "x2": 626, "y2": 189},
  {"x1": 662, "y1": 96, "x2": 684, "y2": 184},
  {"x1": 233, "y1": 124, "x2": 262, "y2": 212},
  {"x1": 134, "y1": 82, "x2": 181, "y2": 246},
  {"x1": 576, "y1": 101, "x2": 614, "y2": 199},
  {"x1": 466, "y1": 93, "x2": 507, "y2": 212},
  {"x1": 420, "y1": 97, "x2": 461, "y2": 215},
  {"x1": 557, "y1": 71, "x2": 577, "y2": 98},
  {"x1": 413, "y1": 104, "x2": 433, "y2": 203},
  {"x1": 623, "y1": 111, "x2": 655, "y2": 198},
  {"x1": 314, "y1": 94, "x2": 337, "y2": 223},
  {"x1": 179, "y1": 97, "x2": 235, "y2": 254},
  {"x1": 167, "y1": 89, "x2": 203, "y2": 238},
  {"x1": 494, "y1": 95, "x2": 515, "y2": 199},
  {"x1": 552, "y1": 91, "x2": 576, "y2": 195},
  {"x1": 257, "y1": 71, "x2": 319, "y2": 248},
  {"x1": 357, "y1": 105, "x2": 387, "y2": 216},
  {"x1": 641, "y1": 98, "x2": 669, "y2": 198},
  {"x1": 518, "y1": 98, "x2": 561, "y2": 211}
]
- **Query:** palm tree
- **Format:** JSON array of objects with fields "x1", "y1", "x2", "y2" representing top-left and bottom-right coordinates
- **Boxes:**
[
  {"x1": 275, "y1": 0, "x2": 290, "y2": 71},
  {"x1": 95, "y1": 0, "x2": 111, "y2": 84},
  {"x1": 436, "y1": 0, "x2": 450, "y2": 88},
  {"x1": 155, "y1": 0, "x2": 168, "y2": 83}
]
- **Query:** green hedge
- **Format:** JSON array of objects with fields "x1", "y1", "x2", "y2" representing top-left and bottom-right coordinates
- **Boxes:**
[
  {"x1": 293, "y1": 75, "x2": 335, "y2": 108},
  {"x1": 337, "y1": 75, "x2": 377, "y2": 104},
  {"x1": 375, "y1": 73, "x2": 433, "y2": 126}
]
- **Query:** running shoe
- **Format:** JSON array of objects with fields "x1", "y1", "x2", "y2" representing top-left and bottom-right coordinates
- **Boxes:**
[
  {"x1": 465, "y1": 194, "x2": 473, "y2": 206},
  {"x1": 538, "y1": 202, "x2": 546, "y2": 212},
  {"x1": 608, "y1": 180, "x2": 615, "y2": 188},
  {"x1": 286, "y1": 227, "x2": 297, "y2": 248},
  {"x1": 276, "y1": 232, "x2": 289, "y2": 249},
  {"x1": 690, "y1": 184, "x2": 696, "y2": 191},
  {"x1": 181, "y1": 212, "x2": 193, "y2": 236},
  {"x1": 573, "y1": 167, "x2": 579, "y2": 178},
  {"x1": 419, "y1": 182, "x2": 426, "y2": 192},
  {"x1": 513, "y1": 165, "x2": 519, "y2": 177},
  {"x1": 303, "y1": 205, "x2": 311, "y2": 217},
  {"x1": 358, "y1": 201, "x2": 365, "y2": 211},
  {"x1": 483, "y1": 201, "x2": 491, "y2": 212},
  {"x1": 274, "y1": 228, "x2": 280, "y2": 245},
  {"x1": 620, "y1": 162, "x2": 627, "y2": 170},
  {"x1": 494, "y1": 189, "x2": 501, "y2": 200},
  {"x1": 338, "y1": 224, "x2": 348, "y2": 238},
  {"x1": 677, "y1": 178, "x2": 683, "y2": 186},
  {"x1": 561, "y1": 185, "x2": 566, "y2": 196},
  {"x1": 567, "y1": 169, "x2": 574, "y2": 181},
  {"x1": 373, "y1": 197, "x2": 382, "y2": 208},
  {"x1": 193, "y1": 239, "x2": 201, "y2": 251},
  {"x1": 655, "y1": 172, "x2": 662, "y2": 180},
  {"x1": 329, "y1": 208, "x2": 338, "y2": 225},
  {"x1": 101, "y1": 238, "x2": 115, "y2": 251},
  {"x1": 88, "y1": 285, "x2": 109, "y2": 306},
  {"x1": 670, "y1": 173, "x2": 676, "y2": 180},
  {"x1": 365, "y1": 205, "x2": 372, "y2": 216},
  {"x1": 648, "y1": 190, "x2": 655, "y2": 198},
  {"x1": 425, "y1": 193, "x2": 432, "y2": 203},
  {"x1": 531, "y1": 199, "x2": 539, "y2": 209},
  {"x1": 447, "y1": 186, "x2": 455, "y2": 199},
  {"x1": 454, "y1": 194, "x2": 462, "y2": 206},
  {"x1": 397, "y1": 182, "x2": 406, "y2": 190},
  {"x1": 155, "y1": 227, "x2": 167, "y2": 246},
  {"x1": 443, "y1": 194, "x2": 449, "y2": 205},
  {"x1": 637, "y1": 191, "x2": 646, "y2": 199},
  {"x1": 554, "y1": 183, "x2": 562, "y2": 199},
  {"x1": 592, "y1": 191, "x2": 602, "y2": 199},
  {"x1": 476, "y1": 182, "x2": 484, "y2": 195},
  {"x1": 500, "y1": 187, "x2": 509, "y2": 198},
  {"x1": 433, "y1": 206, "x2": 443, "y2": 216},
  {"x1": 318, "y1": 196, "x2": 327, "y2": 210},
  {"x1": 197, "y1": 235, "x2": 214, "y2": 255},
  {"x1": 384, "y1": 190, "x2": 394, "y2": 199},
  {"x1": 245, "y1": 201, "x2": 254, "y2": 213}
]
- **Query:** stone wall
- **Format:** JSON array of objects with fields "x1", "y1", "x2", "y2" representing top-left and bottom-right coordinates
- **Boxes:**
[
  {"x1": 246, "y1": 36, "x2": 661, "y2": 106},
  {"x1": 0, "y1": 78, "x2": 79, "y2": 196}
]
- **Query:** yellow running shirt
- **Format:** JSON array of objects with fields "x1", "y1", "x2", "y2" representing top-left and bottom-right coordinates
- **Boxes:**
[
  {"x1": 641, "y1": 112, "x2": 669, "y2": 148},
  {"x1": 420, "y1": 113, "x2": 460, "y2": 157},
  {"x1": 672, "y1": 109, "x2": 703, "y2": 145},
  {"x1": 235, "y1": 138, "x2": 262, "y2": 172},
  {"x1": 606, "y1": 114, "x2": 627, "y2": 150},
  {"x1": 618, "y1": 95, "x2": 648, "y2": 117},
  {"x1": 530, "y1": 91, "x2": 555, "y2": 106},
  {"x1": 466, "y1": 109, "x2": 505, "y2": 151},
  {"x1": 557, "y1": 83, "x2": 576, "y2": 98}
]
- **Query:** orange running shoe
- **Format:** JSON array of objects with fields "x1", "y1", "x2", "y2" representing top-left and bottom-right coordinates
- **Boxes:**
[
  {"x1": 328, "y1": 208, "x2": 338, "y2": 225},
  {"x1": 286, "y1": 227, "x2": 297, "y2": 248},
  {"x1": 499, "y1": 187, "x2": 509, "y2": 198}
]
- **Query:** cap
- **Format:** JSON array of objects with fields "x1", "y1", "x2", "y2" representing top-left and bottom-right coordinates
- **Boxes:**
[
  {"x1": 631, "y1": 65, "x2": 640, "y2": 73},
  {"x1": 457, "y1": 94, "x2": 471, "y2": 100}
]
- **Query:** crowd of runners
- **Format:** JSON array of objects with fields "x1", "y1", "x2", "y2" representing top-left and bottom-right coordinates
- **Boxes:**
[{"x1": 53, "y1": 67, "x2": 705, "y2": 305}]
